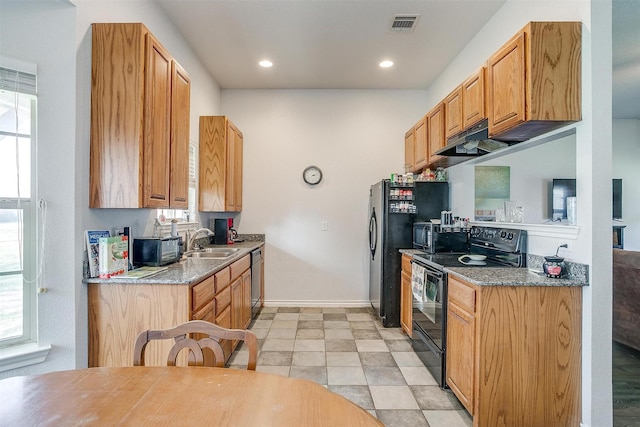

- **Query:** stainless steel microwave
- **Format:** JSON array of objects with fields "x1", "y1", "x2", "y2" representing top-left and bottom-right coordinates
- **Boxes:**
[
  {"x1": 133, "y1": 236, "x2": 182, "y2": 267},
  {"x1": 412, "y1": 222, "x2": 468, "y2": 253}
]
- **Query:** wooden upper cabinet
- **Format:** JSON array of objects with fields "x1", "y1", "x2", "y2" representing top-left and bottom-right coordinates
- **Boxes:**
[
  {"x1": 169, "y1": 62, "x2": 191, "y2": 209},
  {"x1": 90, "y1": 23, "x2": 191, "y2": 208},
  {"x1": 142, "y1": 33, "x2": 172, "y2": 208},
  {"x1": 227, "y1": 122, "x2": 243, "y2": 211},
  {"x1": 487, "y1": 21, "x2": 581, "y2": 141},
  {"x1": 413, "y1": 116, "x2": 428, "y2": 171},
  {"x1": 404, "y1": 127, "x2": 415, "y2": 173},
  {"x1": 427, "y1": 102, "x2": 445, "y2": 165},
  {"x1": 199, "y1": 116, "x2": 244, "y2": 212},
  {"x1": 444, "y1": 86, "x2": 463, "y2": 140},
  {"x1": 462, "y1": 67, "x2": 486, "y2": 129}
]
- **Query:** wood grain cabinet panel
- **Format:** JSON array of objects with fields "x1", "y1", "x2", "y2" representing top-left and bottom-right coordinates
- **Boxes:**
[
  {"x1": 444, "y1": 86, "x2": 463, "y2": 139},
  {"x1": 169, "y1": 62, "x2": 191, "y2": 209},
  {"x1": 90, "y1": 23, "x2": 190, "y2": 209},
  {"x1": 413, "y1": 117, "x2": 428, "y2": 171},
  {"x1": 427, "y1": 103, "x2": 445, "y2": 166},
  {"x1": 462, "y1": 67, "x2": 486, "y2": 130},
  {"x1": 487, "y1": 21, "x2": 581, "y2": 141},
  {"x1": 446, "y1": 275, "x2": 582, "y2": 427},
  {"x1": 446, "y1": 278, "x2": 477, "y2": 414},
  {"x1": 199, "y1": 116, "x2": 244, "y2": 212},
  {"x1": 404, "y1": 127, "x2": 415, "y2": 173}
]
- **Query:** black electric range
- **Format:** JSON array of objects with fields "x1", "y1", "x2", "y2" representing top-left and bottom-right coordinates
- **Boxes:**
[{"x1": 409, "y1": 226, "x2": 527, "y2": 388}]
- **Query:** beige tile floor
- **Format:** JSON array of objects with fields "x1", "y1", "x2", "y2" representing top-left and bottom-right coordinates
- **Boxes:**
[{"x1": 228, "y1": 306, "x2": 472, "y2": 427}]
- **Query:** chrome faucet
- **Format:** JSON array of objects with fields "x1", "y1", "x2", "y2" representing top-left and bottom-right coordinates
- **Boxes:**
[{"x1": 187, "y1": 228, "x2": 214, "y2": 251}]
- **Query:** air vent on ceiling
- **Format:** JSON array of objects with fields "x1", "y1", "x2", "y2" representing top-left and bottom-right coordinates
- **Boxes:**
[{"x1": 389, "y1": 14, "x2": 421, "y2": 33}]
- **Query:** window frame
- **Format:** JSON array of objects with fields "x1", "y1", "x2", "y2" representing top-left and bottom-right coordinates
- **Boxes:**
[{"x1": 0, "y1": 60, "x2": 38, "y2": 350}]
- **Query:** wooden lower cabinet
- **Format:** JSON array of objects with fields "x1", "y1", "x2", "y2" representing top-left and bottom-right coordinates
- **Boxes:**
[
  {"x1": 446, "y1": 275, "x2": 582, "y2": 427},
  {"x1": 88, "y1": 254, "x2": 252, "y2": 368},
  {"x1": 400, "y1": 254, "x2": 412, "y2": 337}
]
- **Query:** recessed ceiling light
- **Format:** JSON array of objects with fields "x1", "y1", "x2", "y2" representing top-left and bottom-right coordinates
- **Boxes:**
[
  {"x1": 379, "y1": 60, "x2": 394, "y2": 68},
  {"x1": 259, "y1": 60, "x2": 273, "y2": 68}
]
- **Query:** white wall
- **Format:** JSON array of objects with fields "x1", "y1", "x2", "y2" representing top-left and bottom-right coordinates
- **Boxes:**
[
  {"x1": 0, "y1": 1, "x2": 78, "y2": 378},
  {"x1": 0, "y1": 0, "x2": 221, "y2": 378},
  {"x1": 221, "y1": 89, "x2": 427, "y2": 305},
  {"x1": 613, "y1": 119, "x2": 640, "y2": 250}
]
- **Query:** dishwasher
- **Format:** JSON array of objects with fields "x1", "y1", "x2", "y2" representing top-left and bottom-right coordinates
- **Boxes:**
[{"x1": 250, "y1": 248, "x2": 262, "y2": 319}]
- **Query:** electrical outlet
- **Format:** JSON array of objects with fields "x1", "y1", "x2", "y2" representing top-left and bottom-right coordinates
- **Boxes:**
[{"x1": 321, "y1": 221, "x2": 328, "y2": 231}]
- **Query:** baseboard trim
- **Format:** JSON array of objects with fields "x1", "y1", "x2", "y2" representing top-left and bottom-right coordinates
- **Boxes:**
[{"x1": 263, "y1": 300, "x2": 372, "y2": 308}]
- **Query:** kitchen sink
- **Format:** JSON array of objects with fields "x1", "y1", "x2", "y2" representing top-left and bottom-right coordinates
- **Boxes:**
[{"x1": 185, "y1": 248, "x2": 240, "y2": 259}]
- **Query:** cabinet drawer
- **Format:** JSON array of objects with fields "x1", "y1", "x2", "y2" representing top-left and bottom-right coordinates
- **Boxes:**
[
  {"x1": 192, "y1": 299, "x2": 214, "y2": 321},
  {"x1": 230, "y1": 255, "x2": 250, "y2": 280},
  {"x1": 215, "y1": 284, "x2": 232, "y2": 315},
  {"x1": 214, "y1": 267, "x2": 230, "y2": 293},
  {"x1": 448, "y1": 277, "x2": 476, "y2": 313},
  {"x1": 402, "y1": 254, "x2": 412, "y2": 275},
  {"x1": 192, "y1": 275, "x2": 214, "y2": 312}
]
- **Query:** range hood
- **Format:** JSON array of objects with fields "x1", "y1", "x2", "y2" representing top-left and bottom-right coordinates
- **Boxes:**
[{"x1": 434, "y1": 118, "x2": 510, "y2": 157}]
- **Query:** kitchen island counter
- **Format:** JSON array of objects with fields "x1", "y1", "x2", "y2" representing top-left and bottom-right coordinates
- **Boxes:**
[{"x1": 84, "y1": 239, "x2": 264, "y2": 285}]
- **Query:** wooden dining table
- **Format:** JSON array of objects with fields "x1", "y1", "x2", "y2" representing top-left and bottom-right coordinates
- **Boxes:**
[{"x1": 0, "y1": 366, "x2": 383, "y2": 426}]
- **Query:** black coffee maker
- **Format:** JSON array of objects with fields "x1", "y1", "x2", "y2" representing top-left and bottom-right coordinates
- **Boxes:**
[{"x1": 213, "y1": 218, "x2": 233, "y2": 245}]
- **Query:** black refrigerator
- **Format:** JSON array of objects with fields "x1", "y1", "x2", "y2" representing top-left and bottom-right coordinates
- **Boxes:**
[{"x1": 368, "y1": 180, "x2": 449, "y2": 327}]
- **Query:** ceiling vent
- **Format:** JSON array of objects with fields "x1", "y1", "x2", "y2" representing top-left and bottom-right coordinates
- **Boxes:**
[{"x1": 389, "y1": 14, "x2": 421, "y2": 33}]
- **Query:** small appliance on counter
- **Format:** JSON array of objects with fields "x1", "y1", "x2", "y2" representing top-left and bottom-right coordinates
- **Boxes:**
[
  {"x1": 413, "y1": 221, "x2": 468, "y2": 254},
  {"x1": 212, "y1": 218, "x2": 234, "y2": 245},
  {"x1": 133, "y1": 236, "x2": 182, "y2": 267},
  {"x1": 543, "y1": 244, "x2": 568, "y2": 278}
]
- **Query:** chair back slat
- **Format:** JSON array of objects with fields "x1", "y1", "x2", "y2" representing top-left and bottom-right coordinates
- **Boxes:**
[{"x1": 133, "y1": 320, "x2": 258, "y2": 370}]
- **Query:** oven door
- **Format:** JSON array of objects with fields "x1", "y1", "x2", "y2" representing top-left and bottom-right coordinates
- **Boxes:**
[
  {"x1": 411, "y1": 259, "x2": 447, "y2": 387},
  {"x1": 411, "y1": 261, "x2": 445, "y2": 350}
]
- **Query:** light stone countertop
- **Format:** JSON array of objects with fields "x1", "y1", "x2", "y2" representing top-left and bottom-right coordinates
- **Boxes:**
[
  {"x1": 399, "y1": 248, "x2": 589, "y2": 287},
  {"x1": 84, "y1": 238, "x2": 264, "y2": 286},
  {"x1": 445, "y1": 266, "x2": 587, "y2": 287}
]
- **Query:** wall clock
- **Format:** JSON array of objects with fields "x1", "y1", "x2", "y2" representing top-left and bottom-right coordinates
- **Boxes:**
[{"x1": 303, "y1": 165, "x2": 323, "y2": 185}]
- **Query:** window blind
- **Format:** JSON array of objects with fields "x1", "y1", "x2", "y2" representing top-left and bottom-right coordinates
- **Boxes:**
[{"x1": 0, "y1": 67, "x2": 37, "y2": 95}]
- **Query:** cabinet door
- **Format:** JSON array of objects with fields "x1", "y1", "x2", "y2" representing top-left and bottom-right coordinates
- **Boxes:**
[
  {"x1": 414, "y1": 117, "x2": 428, "y2": 171},
  {"x1": 225, "y1": 121, "x2": 237, "y2": 211},
  {"x1": 169, "y1": 61, "x2": 191, "y2": 209},
  {"x1": 404, "y1": 128, "x2": 415, "y2": 172},
  {"x1": 427, "y1": 103, "x2": 445, "y2": 165},
  {"x1": 446, "y1": 300, "x2": 475, "y2": 414},
  {"x1": 233, "y1": 128, "x2": 243, "y2": 211},
  {"x1": 199, "y1": 116, "x2": 227, "y2": 212},
  {"x1": 462, "y1": 67, "x2": 486, "y2": 129},
  {"x1": 242, "y1": 269, "x2": 252, "y2": 329},
  {"x1": 400, "y1": 271, "x2": 412, "y2": 337},
  {"x1": 400, "y1": 254, "x2": 413, "y2": 337},
  {"x1": 231, "y1": 277, "x2": 242, "y2": 348},
  {"x1": 215, "y1": 303, "x2": 232, "y2": 361},
  {"x1": 143, "y1": 32, "x2": 173, "y2": 208},
  {"x1": 444, "y1": 86, "x2": 463, "y2": 139},
  {"x1": 487, "y1": 31, "x2": 526, "y2": 136}
]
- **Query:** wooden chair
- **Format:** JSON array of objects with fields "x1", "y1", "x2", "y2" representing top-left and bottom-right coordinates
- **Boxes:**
[{"x1": 133, "y1": 320, "x2": 258, "y2": 370}]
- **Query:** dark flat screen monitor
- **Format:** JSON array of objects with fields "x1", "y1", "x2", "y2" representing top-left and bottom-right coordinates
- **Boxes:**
[
  {"x1": 613, "y1": 179, "x2": 622, "y2": 219},
  {"x1": 552, "y1": 179, "x2": 576, "y2": 221},
  {"x1": 552, "y1": 178, "x2": 623, "y2": 220}
]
